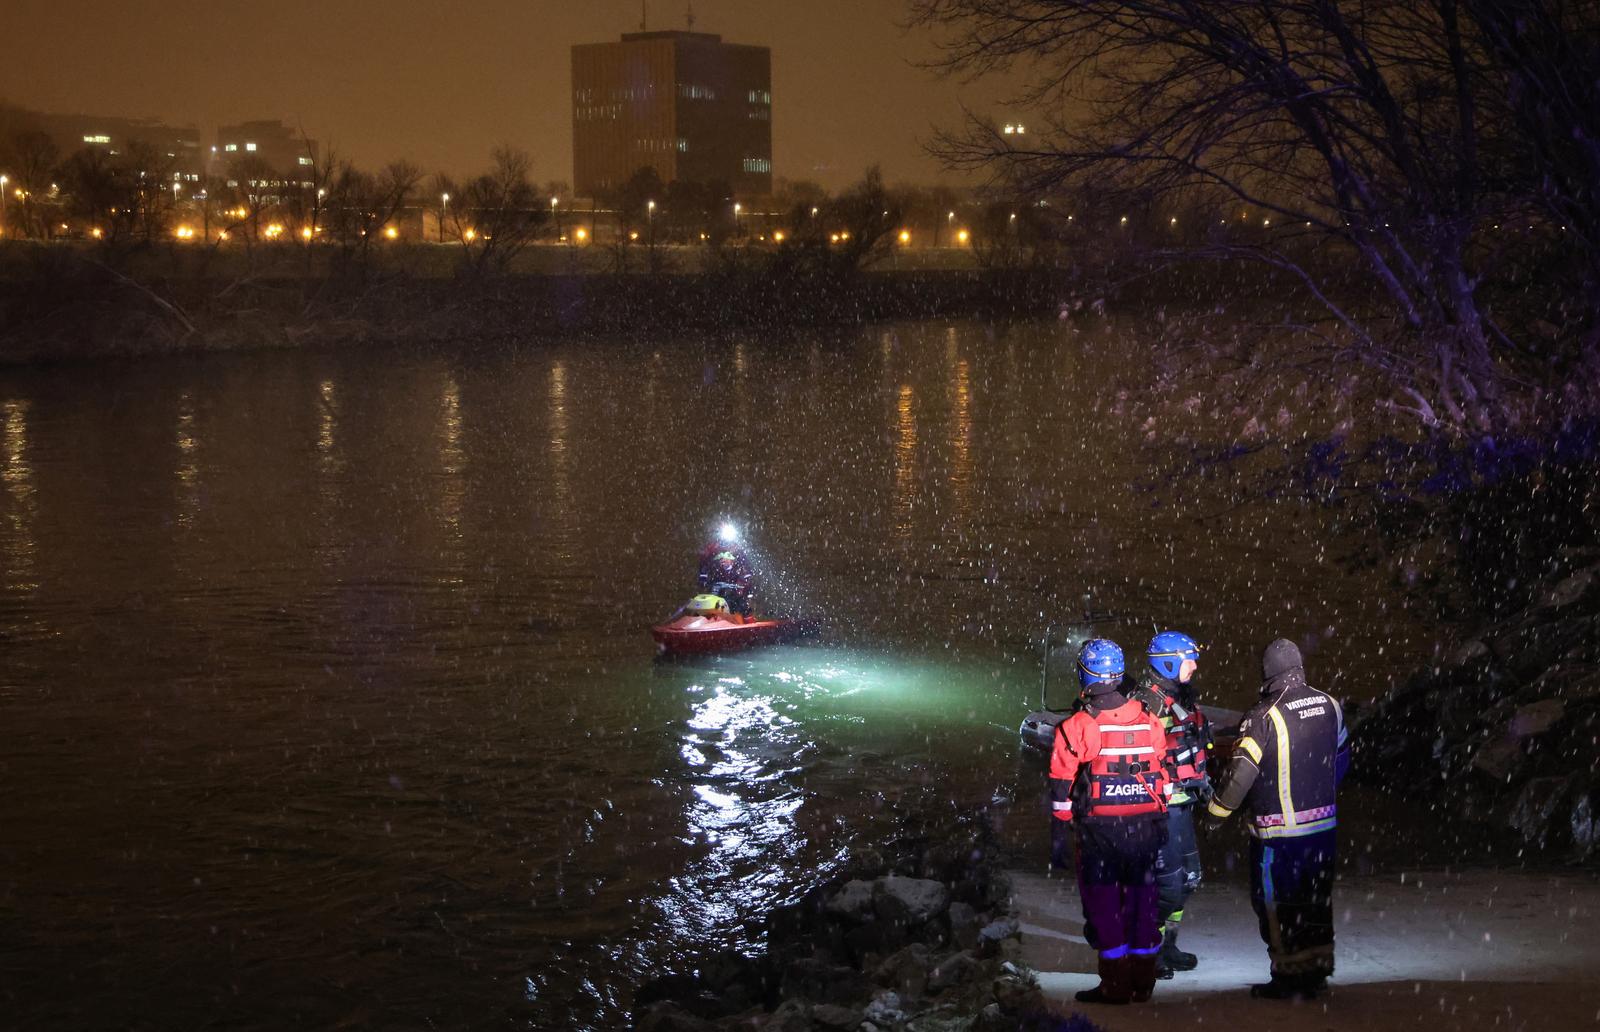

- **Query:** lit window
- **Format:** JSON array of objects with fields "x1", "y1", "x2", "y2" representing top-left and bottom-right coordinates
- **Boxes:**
[
  {"x1": 225, "y1": 144, "x2": 238, "y2": 152},
  {"x1": 677, "y1": 138, "x2": 688, "y2": 152},
  {"x1": 299, "y1": 156, "x2": 313, "y2": 166},
  {"x1": 83, "y1": 134, "x2": 111, "y2": 144},
  {"x1": 742, "y1": 158, "x2": 771, "y2": 173},
  {"x1": 246, "y1": 143, "x2": 257, "y2": 151}
]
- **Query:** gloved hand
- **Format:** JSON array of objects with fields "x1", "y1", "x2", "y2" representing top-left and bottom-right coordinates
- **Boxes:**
[
  {"x1": 1201, "y1": 814, "x2": 1227, "y2": 836},
  {"x1": 1050, "y1": 819, "x2": 1074, "y2": 870}
]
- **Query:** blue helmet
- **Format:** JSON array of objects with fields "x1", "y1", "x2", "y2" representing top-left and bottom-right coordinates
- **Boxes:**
[
  {"x1": 1148, "y1": 631, "x2": 1202, "y2": 681},
  {"x1": 1077, "y1": 638, "x2": 1125, "y2": 688}
]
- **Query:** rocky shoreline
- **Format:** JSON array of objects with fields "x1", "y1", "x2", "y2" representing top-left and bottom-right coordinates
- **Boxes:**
[
  {"x1": 630, "y1": 815, "x2": 1071, "y2": 1032},
  {"x1": 1353, "y1": 547, "x2": 1600, "y2": 860}
]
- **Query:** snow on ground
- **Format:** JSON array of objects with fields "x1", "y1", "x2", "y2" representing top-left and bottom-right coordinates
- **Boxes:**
[{"x1": 1012, "y1": 866, "x2": 1600, "y2": 1031}]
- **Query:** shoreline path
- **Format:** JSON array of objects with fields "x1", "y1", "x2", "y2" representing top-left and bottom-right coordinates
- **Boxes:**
[{"x1": 1013, "y1": 866, "x2": 1600, "y2": 1032}]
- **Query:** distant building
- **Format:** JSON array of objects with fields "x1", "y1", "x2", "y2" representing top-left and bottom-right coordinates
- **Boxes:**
[
  {"x1": 0, "y1": 103, "x2": 203, "y2": 183},
  {"x1": 213, "y1": 120, "x2": 318, "y2": 185},
  {"x1": 571, "y1": 30, "x2": 772, "y2": 198}
]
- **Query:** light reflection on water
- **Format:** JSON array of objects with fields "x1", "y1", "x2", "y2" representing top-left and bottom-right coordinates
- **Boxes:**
[{"x1": 2, "y1": 398, "x2": 35, "y2": 593}]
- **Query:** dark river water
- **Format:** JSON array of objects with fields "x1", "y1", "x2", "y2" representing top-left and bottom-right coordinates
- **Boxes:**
[{"x1": 0, "y1": 319, "x2": 1433, "y2": 1029}]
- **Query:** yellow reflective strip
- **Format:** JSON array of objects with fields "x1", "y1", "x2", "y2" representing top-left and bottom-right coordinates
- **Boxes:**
[
  {"x1": 1268, "y1": 707, "x2": 1295, "y2": 829},
  {"x1": 1206, "y1": 798, "x2": 1233, "y2": 818},
  {"x1": 1239, "y1": 736, "x2": 1263, "y2": 764}
]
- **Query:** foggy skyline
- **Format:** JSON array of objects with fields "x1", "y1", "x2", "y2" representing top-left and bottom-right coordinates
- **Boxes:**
[{"x1": 5, "y1": 0, "x2": 1023, "y2": 189}]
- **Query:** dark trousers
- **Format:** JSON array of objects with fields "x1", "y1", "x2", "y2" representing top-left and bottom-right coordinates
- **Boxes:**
[
  {"x1": 1249, "y1": 829, "x2": 1336, "y2": 980},
  {"x1": 1076, "y1": 817, "x2": 1167, "y2": 958},
  {"x1": 1154, "y1": 801, "x2": 1202, "y2": 930}
]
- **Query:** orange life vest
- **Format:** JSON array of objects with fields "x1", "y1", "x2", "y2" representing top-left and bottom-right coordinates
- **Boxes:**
[{"x1": 1079, "y1": 703, "x2": 1171, "y2": 819}]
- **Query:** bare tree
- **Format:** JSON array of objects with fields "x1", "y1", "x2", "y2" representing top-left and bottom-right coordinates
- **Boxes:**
[
  {"x1": 439, "y1": 147, "x2": 549, "y2": 275},
  {"x1": 0, "y1": 130, "x2": 61, "y2": 239},
  {"x1": 910, "y1": 0, "x2": 1600, "y2": 433},
  {"x1": 324, "y1": 159, "x2": 422, "y2": 266}
]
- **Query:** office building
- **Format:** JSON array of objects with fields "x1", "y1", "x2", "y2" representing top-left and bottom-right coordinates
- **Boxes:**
[{"x1": 571, "y1": 30, "x2": 771, "y2": 198}]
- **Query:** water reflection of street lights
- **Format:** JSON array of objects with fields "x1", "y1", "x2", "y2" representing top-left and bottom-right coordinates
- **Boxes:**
[
  {"x1": 440, "y1": 192, "x2": 450, "y2": 243},
  {"x1": 0, "y1": 175, "x2": 8, "y2": 232}
]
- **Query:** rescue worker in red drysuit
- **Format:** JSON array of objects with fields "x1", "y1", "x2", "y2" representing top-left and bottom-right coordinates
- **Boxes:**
[
  {"x1": 1050, "y1": 638, "x2": 1174, "y2": 1005},
  {"x1": 1127, "y1": 631, "x2": 1214, "y2": 979},
  {"x1": 696, "y1": 540, "x2": 756, "y2": 617},
  {"x1": 1206, "y1": 638, "x2": 1350, "y2": 1000}
]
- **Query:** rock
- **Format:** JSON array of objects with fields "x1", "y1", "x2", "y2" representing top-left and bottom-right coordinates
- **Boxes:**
[
  {"x1": 875, "y1": 875, "x2": 950, "y2": 926},
  {"x1": 997, "y1": 938, "x2": 1026, "y2": 967},
  {"x1": 969, "y1": 1002, "x2": 1009, "y2": 1032},
  {"x1": 991, "y1": 973, "x2": 1044, "y2": 1015},
  {"x1": 1572, "y1": 788, "x2": 1600, "y2": 859},
  {"x1": 780, "y1": 958, "x2": 871, "y2": 1004},
  {"x1": 927, "y1": 950, "x2": 979, "y2": 994},
  {"x1": 763, "y1": 999, "x2": 811, "y2": 1032},
  {"x1": 635, "y1": 1000, "x2": 720, "y2": 1032},
  {"x1": 946, "y1": 901, "x2": 979, "y2": 950},
  {"x1": 851, "y1": 847, "x2": 888, "y2": 879},
  {"x1": 1538, "y1": 566, "x2": 1597, "y2": 609},
  {"x1": 1508, "y1": 775, "x2": 1574, "y2": 848},
  {"x1": 1510, "y1": 698, "x2": 1566, "y2": 736},
  {"x1": 1448, "y1": 639, "x2": 1491, "y2": 668},
  {"x1": 809, "y1": 1003, "x2": 864, "y2": 1030},
  {"x1": 825, "y1": 880, "x2": 877, "y2": 921},
  {"x1": 862, "y1": 990, "x2": 906, "y2": 1027},
  {"x1": 1470, "y1": 733, "x2": 1522, "y2": 780},
  {"x1": 875, "y1": 942, "x2": 932, "y2": 996},
  {"x1": 974, "y1": 917, "x2": 1019, "y2": 956}
]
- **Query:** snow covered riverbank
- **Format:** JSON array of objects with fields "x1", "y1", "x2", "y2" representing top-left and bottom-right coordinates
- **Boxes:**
[{"x1": 1013, "y1": 866, "x2": 1600, "y2": 1031}]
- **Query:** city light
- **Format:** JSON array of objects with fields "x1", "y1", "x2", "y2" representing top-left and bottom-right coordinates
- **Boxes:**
[
  {"x1": 574, "y1": 227, "x2": 589, "y2": 242},
  {"x1": 218, "y1": 231, "x2": 229, "y2": 241},
  {"x1": 629, "y1": 230, "x2": 639, "y2": 241},
  {"x1": 773, "y1": 230, "x2": 785, "y2": 243},
  {"x1": 174, "y1": 225, "x2": 196, "y2": 240},
  {"x1": 463, "y1": 228, "x2": 477, "y2": 242},
  {"x1": 956, "y1": 228, "x2": 970, "y2": 245},
  {"x1": 898, "y1": 229, "x2": 911, "y2": 244},
  {"x1": 384, "y1": 226, "x2": 398, "y2": 240},
  {"x1": 265, "y1": 223, "x2": 285, "y2": 238},
  {"x1": 91, "y1": 227, "x2": 103, "y2": 239},
  {"x1": 829, "y1": 233, "x2": 839, "y2": 243},
  {"x1": 301, "y1": 227, "x2": 313, "y2": 241}
]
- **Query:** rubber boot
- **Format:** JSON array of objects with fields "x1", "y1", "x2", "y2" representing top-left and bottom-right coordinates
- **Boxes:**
[
  {"x1": 1129, "y1": 953, "x2": 1159, "y2": 1002},
  {"x1": 1156, "y1": 925, "x2": 1198, "y2": 977},
  {"x1": 1075, "y1": 955, "x2": 1133, "y2": 1005},
  {"x1": 1249, "y1": 974, "x2": 1320, "y2": 1000}
]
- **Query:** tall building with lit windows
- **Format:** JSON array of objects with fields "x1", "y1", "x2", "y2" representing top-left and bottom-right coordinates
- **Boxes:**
[
  {"x1": 571, "y1": 30, "x2": 772, "y2": 198},
  {"x1": 213, "y1": 120, "x2": 318, "y2": 183}
]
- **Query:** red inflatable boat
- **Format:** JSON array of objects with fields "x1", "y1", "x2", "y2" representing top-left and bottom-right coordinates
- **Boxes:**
[{"x1": 651, "y1": 605, "x2": 816, "y2": 656}]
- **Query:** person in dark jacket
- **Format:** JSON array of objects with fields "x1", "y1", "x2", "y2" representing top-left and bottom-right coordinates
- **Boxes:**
[
  {"x1": 696, "y1": 539, "x2": 755, "y2": 616},
  {"x1": 1206, "y1": 638, "x2": 1350, "y2": 1000},
  {"x1": 1127, "y1": 630, "x2": 1213, "y2": 979},
  {"x1": 1050, "y1": 639, "x2": 1174, "y2": 1005}
]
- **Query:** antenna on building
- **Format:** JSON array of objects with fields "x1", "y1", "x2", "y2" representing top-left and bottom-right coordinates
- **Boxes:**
[{"x1": 686, "y1": 1, "x2": 696, "y2": 30}]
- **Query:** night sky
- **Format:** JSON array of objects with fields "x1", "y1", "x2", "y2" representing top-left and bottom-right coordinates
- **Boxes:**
[{"x1": 5, "y1": 0, "x2": 1021, "y2": 188}]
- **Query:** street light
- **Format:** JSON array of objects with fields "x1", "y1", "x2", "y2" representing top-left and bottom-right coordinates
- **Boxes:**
[
  {"x1": 0, "y1": 174, "x2": 8, "y2": 232},
  {"x1": 551, "y1": 195, "x2": 560, "y2": 238},
  {"x1": 440, "y1": 192, "x2": 450, "y2": 243},
  {"x1": 732, "y1": 201, "x2": 741, "y2": 239}
]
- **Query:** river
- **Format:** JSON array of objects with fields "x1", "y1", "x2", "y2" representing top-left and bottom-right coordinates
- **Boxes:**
[{"x1": 0, "y1": 318, "x2": 1433, "y2": 1029}]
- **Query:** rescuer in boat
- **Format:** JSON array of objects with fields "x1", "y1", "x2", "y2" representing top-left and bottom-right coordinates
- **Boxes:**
[
  {"x1": 1050, "y1": 639, "x2": 1175, "y2": 1005},
  {"x1": 1205, "y1": 638, "x2": 1350, "y2": 1000},
  {"x1": 696, "y1": 523, "x2": 756, "y2": 617},
  {"x1": 1127, "y1": 631, "x2": 1213, "y2": 980}
]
